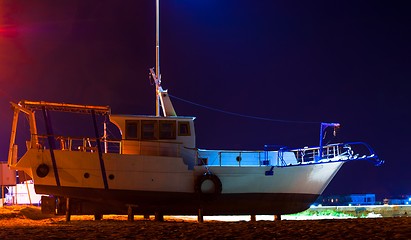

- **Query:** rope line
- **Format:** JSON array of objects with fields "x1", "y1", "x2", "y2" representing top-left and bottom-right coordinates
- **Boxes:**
[{"x1": 169, "y1": 94, "x2": 321, "y2": 124}]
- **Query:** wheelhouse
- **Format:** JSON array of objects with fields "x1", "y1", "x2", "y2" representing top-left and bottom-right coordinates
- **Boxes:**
[{"x1": 110, "y1": 115, "x2": 196, "y2": 156}]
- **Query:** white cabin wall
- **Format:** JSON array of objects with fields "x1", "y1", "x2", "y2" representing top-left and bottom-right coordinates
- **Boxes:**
[{"x1": 110, "y1": 115, "x2": 196, "y2": 154}]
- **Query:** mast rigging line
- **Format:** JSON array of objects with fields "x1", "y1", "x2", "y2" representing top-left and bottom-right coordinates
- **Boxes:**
[{"x1": 168, "y1": 94, "x2": 321, "y2": 125}]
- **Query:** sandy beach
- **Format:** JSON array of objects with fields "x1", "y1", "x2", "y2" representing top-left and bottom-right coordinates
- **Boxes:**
[{"x1": 0, "y1": 206, "x2": 410, "y2": 239}]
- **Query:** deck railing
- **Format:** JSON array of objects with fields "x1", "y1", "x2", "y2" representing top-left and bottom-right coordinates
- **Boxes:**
[
  {"x1": 31, "y1": 134, "x2": 122, "y2": 154},
  {"x1": 290, "y1": 144, "x2": 350, "y2": 163},
  {"x1": 281, "y1": 142, "x2": 382, "y2": 166},
  {"x1": 197, "y1": 142, "x2": 381, "y2": 167},
  {"x1": 30, "y1": 135, "x2": 182, "y2": 157}
]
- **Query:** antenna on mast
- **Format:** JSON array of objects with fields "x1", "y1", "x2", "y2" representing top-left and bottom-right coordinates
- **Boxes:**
[{"x1": 155, "y1": 0, "x2": 161, "y2": 116}]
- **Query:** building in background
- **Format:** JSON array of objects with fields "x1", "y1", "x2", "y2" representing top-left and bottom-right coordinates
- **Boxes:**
[
  {"x1": 317, "y1": 194, "x2": 377, "y2": 206},
  {"x1": 0, "y1": 162, "x2": 17, "y2": 206},
  {"x1": 383, "y1": 195, "x2": 411, "y2": 205}
]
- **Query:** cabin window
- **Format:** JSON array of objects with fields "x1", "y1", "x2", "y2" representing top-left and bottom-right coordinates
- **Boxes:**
[
  {"x1": 178, "y1": 121, "x2": 191, "y2": 136},
  {"x1": 125, "y1": 120, "x2": 139, "y2": 139},
  {"x1": 141, "y1": 120, "x2": 158, "y2": 140},
  {"x1": 159, "y1": 120, "x2": 176, "y2": 139}
]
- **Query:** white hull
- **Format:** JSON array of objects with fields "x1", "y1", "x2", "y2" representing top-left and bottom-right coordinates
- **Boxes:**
[
  {"x1": 12, "y1": 147, "x2": 344, "y2": 215},
  {"x1": 17, "y1": 149, "x2": 343, "y2": 195}
]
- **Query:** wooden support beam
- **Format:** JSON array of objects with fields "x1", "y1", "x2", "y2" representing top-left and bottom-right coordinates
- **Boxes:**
[
  {"x1": 94, "y1": 213, "x2": 103, "y2": 221},
  {"x1": 198, "y1": 208, "x2": 204, "y2": 223},
  {"x1": 155, "y1": 212, "x2": 164, "y2": 222},
  {"x1": 127, "y1": 205, "x2": 134, "y2": 222},
  {"x1": 65, "y1": 198, "x2": 71, "y2": 222}
]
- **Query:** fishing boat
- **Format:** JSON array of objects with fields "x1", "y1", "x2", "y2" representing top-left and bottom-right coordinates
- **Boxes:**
[{"x1": 7, "y1": 1, "x2": 382, "y2": 220}]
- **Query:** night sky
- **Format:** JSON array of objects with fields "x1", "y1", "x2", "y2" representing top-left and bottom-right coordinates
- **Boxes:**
[{"x1": 1, "y1": 0, "x2": 410, "y2": 199}]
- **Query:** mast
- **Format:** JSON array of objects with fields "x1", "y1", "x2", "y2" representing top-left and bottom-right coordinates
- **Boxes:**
[
  {"x1": 150, "y1": 0, "x2": 176, "y2": 117},
  {"x1": 155, "y1": 0, "x2": 161, "y2": 116}
]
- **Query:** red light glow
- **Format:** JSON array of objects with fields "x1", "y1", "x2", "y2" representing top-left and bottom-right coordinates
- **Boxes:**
[{"x1": 0, "y1": 24, "x2": 19, "y2": 38}]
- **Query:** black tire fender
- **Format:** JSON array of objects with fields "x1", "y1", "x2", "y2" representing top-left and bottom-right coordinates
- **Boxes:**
[
  {"x1": 36, "y1": 163, "x2": 50, "y2": 178},
  {"x1": 194, "y1": 173, "x2": 222, "y2": 195}
]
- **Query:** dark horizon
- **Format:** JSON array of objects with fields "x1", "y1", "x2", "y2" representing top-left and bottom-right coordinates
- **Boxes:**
[{"x1": 1, "y1": 0, "x2": 410, "y2": 198}]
